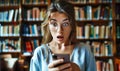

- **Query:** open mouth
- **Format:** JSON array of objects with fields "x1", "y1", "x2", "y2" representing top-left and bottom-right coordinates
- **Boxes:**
[{"x1": 57, "y1": 35, "x2": 64, "y2": 40}]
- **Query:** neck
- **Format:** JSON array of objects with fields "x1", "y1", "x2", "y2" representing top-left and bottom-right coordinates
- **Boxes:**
[{"x1": 48, "y1": 41, "x2": 74, "y2": 54}]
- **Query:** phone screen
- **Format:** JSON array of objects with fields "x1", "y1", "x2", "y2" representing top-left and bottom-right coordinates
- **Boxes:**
[{"x1": 52, "y1": 54, "x2": 70, "y2": 63}]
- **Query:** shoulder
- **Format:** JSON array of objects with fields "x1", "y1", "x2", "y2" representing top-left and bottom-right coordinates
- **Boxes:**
[
  {"x1": 74, "y1": 42, "x2": 91, "y2": 52},
  {"x1": 33, "y1": 44, "x2": 48, "y2": 56},
  {"x1": 73, "y1": 42, "x2": 93, "y2": 57}
]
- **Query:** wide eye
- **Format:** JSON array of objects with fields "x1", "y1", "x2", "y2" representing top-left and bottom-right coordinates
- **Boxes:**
[
  {"x1": 62, "y1": 22, "x2": 70, "y2": 27},
  {"x1": 50, "y1": 22, "x2": 57, "y2": 27}
]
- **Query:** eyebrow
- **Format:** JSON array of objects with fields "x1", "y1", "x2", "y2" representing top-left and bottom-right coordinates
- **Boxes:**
[{"x1": 50, "y1": 18, "x2": 69, "y2": 22}]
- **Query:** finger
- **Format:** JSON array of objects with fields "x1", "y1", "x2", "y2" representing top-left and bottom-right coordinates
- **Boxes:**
[
  {"x1": 55, "y1": 63, "x2": 71, "y2": 71},
  {"x1": 49, "y1": 63, "x2": 71, "y2": 71},
  {"x1": 62, "y1": 67, "x2": 72, "y2": 71},
  {"x1": 48, "y1": 59, "x2": 64, "y2": 68},
  {"x1": 49, "y1": 68, "x2": 59, "y2": 71}
]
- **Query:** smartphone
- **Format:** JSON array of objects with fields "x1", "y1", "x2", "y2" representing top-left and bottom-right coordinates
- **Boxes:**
[{"x1": 52, "y1": 54, "x2": 70, "y2": 63}]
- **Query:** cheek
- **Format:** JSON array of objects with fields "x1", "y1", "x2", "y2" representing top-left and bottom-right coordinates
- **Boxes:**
[
  {"x1": 49, "y1": 26, "x2": 56, "y2": 36},
  {"x1": 64, "y1": 28, "x2": 71, "y2": 37}
]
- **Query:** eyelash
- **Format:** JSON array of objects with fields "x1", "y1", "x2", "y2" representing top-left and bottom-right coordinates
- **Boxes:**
[
  {"x1": 50, "y1": 22, "x2": 70, "y2": 27},
  {"x1": 51, "y1": 22, "x2": 57, "y2": 27}
]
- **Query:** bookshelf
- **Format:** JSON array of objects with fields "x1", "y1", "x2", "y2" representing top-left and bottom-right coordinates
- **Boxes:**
[
  {"x1": 115, "y1": 1, "x2": 120, "y2": 71},
  {"x1": 20, "y1": 1, "x2": 50, "y2": 70},
  {"x1": 0, "y1": 0, "x2": 120, "y2": 71},
  {"x1": 0, "y1": 0, "x2": 50, "y2": 71},
  {"x1": 70, "y1": 0, "x2": 116, "y2": 71},
  {"x1": 0, "y1": 0, "x2": 21, "y2": 55},
  {"x1": 115, "y1": 0, "x2": 120, "y2": 57},
  {"x1": 21, "y1": 0, "x2": 50, "y2": 56}
]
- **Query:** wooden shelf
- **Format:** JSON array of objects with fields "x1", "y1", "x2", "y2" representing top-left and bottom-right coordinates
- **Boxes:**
[
  {"x1": 0, "y1": 5, "x2": 20, "y2": 11},
  {"x1": 22, "y1": 4, "x2": 48, "y2": 8},
  {"x1": 21, "y1": 36, "x2": 42, "y2": 39},
  {"x1": 0, "y1": 52, "x2": 21, "y2": 58},
  {"x1": 71, "y1": 2, "x2": 112, "y2": 7},
  {"x1": 76, "y1": 20, "x2": 111, "y2": 26},
  {"x1": 22, "y1": 20, "x2": 43, "y2": 24},
  {"x1": 0, "y1": 36, "x2": 20, "y2": 39},
  {"x1": 0, "y1": 21, "x2": 21, "y2": 25},
  {"x1": 95, "y1": 56, "x2": 113, "y2": 61},
  {"x1": 77, "y1": 38, "x2": 112, "y2": 42}
]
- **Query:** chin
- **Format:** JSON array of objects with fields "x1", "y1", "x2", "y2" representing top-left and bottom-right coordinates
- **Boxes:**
[{"x1": 56, "y1": 41, "x2": 65, "y2": 44}]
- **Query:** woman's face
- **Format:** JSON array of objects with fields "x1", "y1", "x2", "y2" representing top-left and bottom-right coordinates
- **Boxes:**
[{"x1": 48, "y1": 12, "x2": 72, "y2": 44}]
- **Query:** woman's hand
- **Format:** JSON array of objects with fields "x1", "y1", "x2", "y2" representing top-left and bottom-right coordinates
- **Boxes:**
[{"x1": 48, "y1": 59, "x2": 80, "y2": 71}]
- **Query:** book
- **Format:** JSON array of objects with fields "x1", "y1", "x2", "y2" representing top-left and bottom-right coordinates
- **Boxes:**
[
  {"x1": 21, "y1": 24, "x2": 30, "y2": 36},
  {"x1": 79, "y1": 7, "x2": 85, "y2": 20},
  {"x1": 0, "y1": 12, "x2": 4, "y2": 21},
  {"x1": 8, "y1": 9, "x2": 14, "y2": 22},
  {"x1": 40, "y1": 8, "x2": 46, "y2": 20},
  {"x1": 33, "y1": 24, "x2": 38, "y2": 36},
  {"x1": 117, "y1": 64, "x2": 120, "y2": 71},
  {"x1": 96, "y1": 61, "x2": 102, "y2": 71},
  {"x1": 117, "y1": 26, "x2": 120, "y2": 38},
  {"x1": 90, "y1": 25, "x2": 94, "y2": 39},
  {"x1": 25, "y1": 41, "x2": 32, "y2": 52},
  {"x1": 96, "y1": 60, "x2": 113, "y2": 71},
  {"x1": 85, "y1": 24, "x2": 90, "y2": 39},
  {"x1": 76, "y1": 26, "x2": 83, "y2": 39},
  {"x1": 103, "y1": 6, "x2": 110, "y2": 20},
  {"x1": 94, "y1": 26, "x2": 99, "y2": 39},
  {"x1": 74, "y1": 7, "x2": 80, "y2": 20},
  {"x1": 92, "y1": 6, "x2": 101, "y2": 20},
  {"x1": 3, "y1": 11, "x2": 9, "y2": 21},
  {"x1": 0, "y1": 24, "x2": 2, "y2": 36},
  {"x1": 27, "y1": 9, "x2": 32, "y2": 21},
  {"x1": 1, "y1": 39, "x2": 21, "y2": 52},
  {"x1": 32, "y1": 7, "x2": 40, "y2": 21},
  {"x1": 100, "y1": 25, "x2": 105, "y2": 38},
  {"x1": 8, "y1": 25, "x2": 12, "y2": 36},
  {"x1": 86, "y1": 6, "x2": 92, "y2": 20},
  {"x1": 14, "y1": 9, "x2": 19, "y2": 22},
  {"x1": 108, "y1": 59, "x2": 114, "y2": 71}
]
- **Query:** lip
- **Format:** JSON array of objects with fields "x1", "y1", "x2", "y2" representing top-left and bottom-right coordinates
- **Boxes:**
[{"x1": 57, "y1": 35, "x2": 64, "y2": 41}]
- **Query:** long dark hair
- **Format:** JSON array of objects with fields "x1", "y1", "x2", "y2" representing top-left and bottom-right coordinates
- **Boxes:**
[{"x1": 41, "y1": 0, "x2": 77, "y2": 44}]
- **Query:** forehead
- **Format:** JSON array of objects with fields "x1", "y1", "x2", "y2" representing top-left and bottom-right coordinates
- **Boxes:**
[{"x1": 49, "y1": 12, "x2": 69, "y2": 21}]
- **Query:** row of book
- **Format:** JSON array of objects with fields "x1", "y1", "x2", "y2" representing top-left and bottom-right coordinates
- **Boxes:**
[
  {"x1": 0, "y1": 8, "x2": 21, "y2": 22},
  {"x1": 0, "y1": 0, "x2": 20, "y2": 6},
  {"x1": 23, "y1": 8, "x2": 46, "y2": 21},
  {"x1": 69, "y1": 0, "x2": 112, "y2": 3},
  {"x1": 74, "y1": 6, "x2": 112, "y2": 21},
  {"x1": 21, "y1": 24, "x2": 41, "y2": 36},
  {"x1": 22, "y1": 0, "x2": 48, "y2": 4},
  {"x1": 0, "y1": 39, "x2": 21, "y2": 52},
  {"x1": 96, "y1": 59, "x2": 114, "y2": 71},
  {"x1": 76, "y1": 23, "x2": 112, "y2": 39},
  {"x1": 0, "y1": 24, "x2": 20, "y2": 36},
  {"x1": 22, "y1": 40, "x2": 40, "y2": 56},
  {"x1": 117, "y1": 26, "x2": 120, "y2": 39},
  {"x1": 91, "y1": 41, "x2": 112, "y2": 56}
]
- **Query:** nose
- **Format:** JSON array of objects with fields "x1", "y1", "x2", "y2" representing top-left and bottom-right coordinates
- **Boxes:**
[{"x1": 57, "y1": 25, "x2": 63, "y2": 33}]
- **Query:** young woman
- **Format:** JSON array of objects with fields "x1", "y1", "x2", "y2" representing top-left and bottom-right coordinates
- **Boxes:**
[{"x1": 30, "y1": 0, "x2": 96, "y2": 71}]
